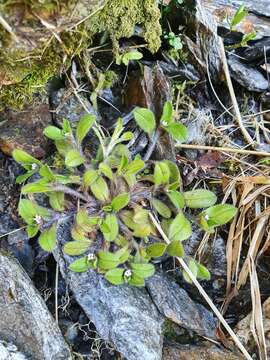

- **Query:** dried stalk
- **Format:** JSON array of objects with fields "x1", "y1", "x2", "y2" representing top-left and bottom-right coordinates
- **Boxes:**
[
  {"x1": 149, "y1": 212, "x2": 253, "y2": 360},
  {"x1": 175, "y1": 143, "x2": 270, "y2": 157},
  {"x1": 219, "y1": 38, "x2": 254, "y2": 146}
]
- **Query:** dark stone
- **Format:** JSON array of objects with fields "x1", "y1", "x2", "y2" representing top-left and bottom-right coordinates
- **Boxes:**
[
  {"x1": 146, "y1": 272, "x2": 217, "y2": 339},
  {"x1": 0, "y1": 253, "x2": 72, "y2": 360},
  {"x1": 54, "y1": 219, "x2": 164, "y2": 360}
]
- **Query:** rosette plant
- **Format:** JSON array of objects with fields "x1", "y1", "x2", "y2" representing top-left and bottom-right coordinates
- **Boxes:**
[{"x1": 13, "y1": 102, "x2": 237, "y2": 286}]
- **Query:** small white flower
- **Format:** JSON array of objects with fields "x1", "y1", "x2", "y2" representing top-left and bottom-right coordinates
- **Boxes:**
[
  {"x1": 34, "y1": 215, "x2": 42, "y2": 225},
  {"x1": 204, "y1": 214, "x2": 209, "y2": 221},
  {"x1": 124, "y1": 269, "x2": 132, "y2": 278},
  {"x1": 31, "y1": 163, "x2": 38, "y2": 170},
  {"x1": 87, "y1": 253, "x2": 96, "y2": 262},
  {"x1": 161, "y1": 121, "x2": 168, "y2": 127}
]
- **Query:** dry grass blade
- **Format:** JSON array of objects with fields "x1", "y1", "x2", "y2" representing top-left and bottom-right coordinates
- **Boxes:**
[
  {"x1": 149, "y1": 212, "x2": 253, "y2": 360},
  {"x1": 249, "y1": 258, "x2": 267, "y2": 360},
  {"x1": 237, "y1": 214, "x2": 269, "y2": 288},
  {"x1": 175, "y1": 144, "x2": 270, "y2": 157},
  {"x1": 218, "y1": 38, "x2": 254, "y2": 146}
]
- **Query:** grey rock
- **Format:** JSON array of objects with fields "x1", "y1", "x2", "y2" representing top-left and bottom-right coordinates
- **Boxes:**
[
  {"x1": 0, "y1": 252, "x2": 72, "y2": 360},
  {"x1": 54, "y1": 220, "x2": 164, "y2": 360},
  {"x1": 51, "y1": 88, "x2": 97, "y2": 125},
  {"x1": 0, "y1": 341, "x2": 28, "y2": 360},
  {"x1": 146, "y1": 273, "x2": 217, "y2": 338},
  {"x1": 228, "y1": 55, "x2": 268, "y2": 92},
  {"x1": 7, "y1": 229, "x2": 34, "y2": 274},
  {"x1": 202, "y1": 0, "x2": 270, "y2": 39}
]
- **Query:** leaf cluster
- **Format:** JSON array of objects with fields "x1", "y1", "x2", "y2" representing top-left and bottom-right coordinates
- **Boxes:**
[{"x1": 13, "y1": 102, "x2": 237, "y2": 286}]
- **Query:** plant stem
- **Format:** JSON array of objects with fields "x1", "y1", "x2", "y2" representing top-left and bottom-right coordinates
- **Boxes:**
[
  {"x1": 53, "y1": 185, "x2": 92, "y2": 203},
  {"x1": 143, "y1": 128, "x2": 161, "y2": 161},
  {"x1": 149, "y1": 212, "x2": 253, "y2": 360}
]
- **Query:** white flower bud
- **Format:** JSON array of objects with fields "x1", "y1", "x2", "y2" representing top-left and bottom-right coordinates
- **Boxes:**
[
  {"x1": 87, "y1": 253, "x2": 96, "y2": 262},
  {"x1": 34, "y1": 215, "x2": 42, "y2": 225},
  {"x1": 31, "y1": 163, "x2": 38, "y2": 170},
  {"x1": 124, "y1": 269, "x2": 132, "y2": 278}
]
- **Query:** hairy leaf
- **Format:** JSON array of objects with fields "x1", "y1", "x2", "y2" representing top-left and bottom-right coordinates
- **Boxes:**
[
  {"x1": 133, "y1": 108, "x2": 156, "y2": 135},
  {"x1": 76, "y1": 114, "x2": 95, "y2": 144},
  {"x1": 38, "y1": 224, "x2": 57, "y2": 252},
  {"x1": 183, "y1": 189, "x2": 217, "y2": 209},
  {"x1": 168, "y1": 212, "x2": 192, "y2": 241}
]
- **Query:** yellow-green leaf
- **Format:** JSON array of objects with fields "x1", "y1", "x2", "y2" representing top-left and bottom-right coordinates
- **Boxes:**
[
  {"x1": 111, "y1": 192, "x2": 130, "y2": 212},
  {"x1": 65, "y1": 150, "x2": 85, "y2": 167},
  {"x1": 183, "y1": 189, "x2": 217, "y2": 209},
  {"x1": 133, "y1": 108, "x2": 156, "y2": 135},
  {"x1": 38, "y1": 224, "x2": 57, "y2": 252},
  {"x1": 152, "y1": 198, "x2": 171, "y2": 218},
  {"x1": 76, "y1": 114, "x2": 96, "y2": 144},
  {"x1": 168, "y1": 212, "x2": 192, "y2": 241}
]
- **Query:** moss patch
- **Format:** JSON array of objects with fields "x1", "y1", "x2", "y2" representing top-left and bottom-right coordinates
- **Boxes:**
[
  {"x1": 0, "y1": 0, "x2": 161, "y2": 110},
  {"x1": 87, "y1": 0, "x2": 162, "y2": 53}
]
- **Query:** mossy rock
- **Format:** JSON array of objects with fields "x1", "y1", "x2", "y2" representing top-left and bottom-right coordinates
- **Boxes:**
[{"x1": 0, "y1": 0, "x2": 161, "y2": 110}]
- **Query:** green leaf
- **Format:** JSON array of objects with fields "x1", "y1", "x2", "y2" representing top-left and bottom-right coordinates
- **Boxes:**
[
  {"x1": 167, "y1": 240, "x2": 185, "y2": 257},
  {"x1": 49, "y1": 192, "x2": 65, "y2": 211},
  {"x1": 71, "y1": 226, "x2": 89, "y2": 242},
  {"x1": 62, "y1": 119, "x2": 72, "y2": 135},
  {"x1": 69, "y1": 257, "x2": 90, "y2": 272},
  {"x1": 241, "y1": 31, "x2": 256, "y2": 45},
  {"x1": 76, "y1": 114, "x2": 96, "y2": 144},
  {"x1": 164, "y1": 160, "x2": 181, "y2": 187},
  {"x1": 63, "y1": 241, "x2": 90, "y2": 255},
  {"x1": 146, "y1": 243, "x2": 167, "y2": 258},
  {"x1": 22, "y1": 182, "x2": 51, "y2": 193},
  {"x1": 101, "y1": 213, "x2": 119, "y2": 242},
  {"x1": 18, "y1": 199, "x2": 39, "y2": 223},
  {"x1": 124, "y1": 159, "x2": 145, "y2": 175},
  {"x1": 199, "y1": 204, "x2": 237, "y2": 231},
  {"x1": 18, "y1": 199, "x2": 50, "y2": 225},
  {"x1": 90, "y1": 176, "x2": 109, "y2": 201},
  {"x1": 161, "y1": 101, "x2": 173, "y2": 125},
  {"x1": 130, "y1": 263, "x2": 155, "y2": 279},
  {"x1": 133, "y1": 108, "x2": 156, "y2": 135},
  {"x1": 120, "y1": 131, "x2": 133, "y2": 142},
  {"x1": 165, "y1": 123, "x2": 188, "y2": 142},
  {"x1": 43, "y1": 126, "x2": 64, "y2": 140},
  {"x1": 154, "y1": 162, "x2": 170, "y2": 186},
  {"x1": 97, "y1": 251, "x2": 120, "y2": 270},
  {"x1": 122, "y1": 50, "x2": 143, "y2": 66},
  {"x1": 16, "y1": 171, "x2": 36, "y2": 184},
  {"x1": 38, "y1": 224, "x2": 57, "y2": 252},
  {"x1": 152, "y1": 198, "x2": 171, "y2": 218},
  {"x1": 76, "y1": 209, "x2": 99, "y2": 232},
  {"x1": 183, "y1": 259, "x2": 198, "y2": 283},
  {"x1": 99, "y1": 163, "x2": 113, "y2": 180},
  {"x1": 12, "y1": 149, "x2": 40, "y2": 168},
  {"x1": 83, "y1": 169, "x2": 99, "y2": 187},
  {"x1": 196, "y1": 263, "x2": 211, "y2": 281},
  {"x1": 128, "y1": 274, "x2": 145, "y2": 287},
  {"x1": 26, "y1": 224, "x2": 39, "y2": 238},
  {"x1": 167, "y1": 190, "x2": 185, "y2": 209},
  {"x1": 168, "y1": 212, "x2": 192, "y2": 241},
  {"x1": 39, "y1": 164, "x2": 55, "y2": 181},
  {"x1": 65, "y1": 150, "x2": 85, "y2": 167},
  {"x1": 111, "y1": 193, "x2": 130, "y2": 212},
  {"x1": 183, "y1": 189, "x2": 217, "y2": 209},
  {"x1": 230, "y1": 5, "x2": 248, "y2": 29},
  {"x1": 105, "y1": 268, "x2": 125, "y2": 285}
]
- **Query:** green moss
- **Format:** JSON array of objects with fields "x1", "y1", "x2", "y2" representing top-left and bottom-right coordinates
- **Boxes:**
[
  {"x1": 88, "y1": 0, "x2": 161, "y2": 53},
  {"x1": 0, "y1": 0, "x2": 162, "y2": 109}
]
